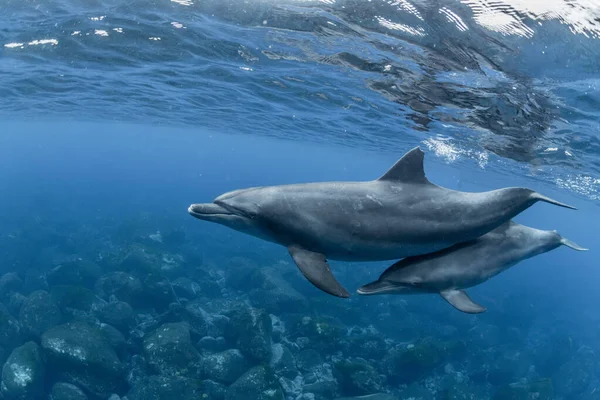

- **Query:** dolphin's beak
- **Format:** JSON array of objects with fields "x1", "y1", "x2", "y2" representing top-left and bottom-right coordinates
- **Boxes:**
[{"x1": 188, "y1": 203, "x2": 233, "y2": 220}]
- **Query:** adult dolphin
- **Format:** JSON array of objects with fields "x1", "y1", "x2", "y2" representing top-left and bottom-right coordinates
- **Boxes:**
[
  {"x1": 357, "y1": 221, "x2": 587, "y2": 313},
  {"x1": 188, "y1": 147, "x2": 576, "y2": 298}
]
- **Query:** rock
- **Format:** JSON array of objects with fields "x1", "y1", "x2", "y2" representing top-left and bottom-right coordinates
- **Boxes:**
[
  {"x1": 1, "y1": 341, "x2": 45, "y2": 399},
  {"x1": 196, "y1": 336, "x2": 228, "y2": 353},
  {"x1": 247, "y1": 267, "x2": 308, "y2": 313},
  {"x1": 270, "y1": 343, "x2": 297, "y2": 379},
  {"x1": 334, "y1": 359, "x2": 383, "y2": 396},
  {"x1": 41, "y1": 321, "x2": 126, "y2": 398},
  {"x1": 50, "y1": 382, "x2": 88, "y2": 400},
  {"x1": 553, "y1": 356, "x2": 592, "y2": 397},
  {"x1": 99, "y1": 323, "x2": 127, "y2": 353},
  {"x1": 142, "y1": 274, "x2": 177, "y2": 311},
  {"x1": 143, "y1": 322, "x2": 200, "y2": 377},
  {"x1": 6, "y1": 293, "x2": 26, "y2": 318},
  {"x1": 181, "y1": 300, "x2": 222, "y2": 337},
  {"x1": 383, "y1": 340, "x2": 444, "y2": 385},
  {"x1": 126, "y1": 375, "x2": 203, "y2": 400},
  {"x1": 343, "y1": 333, "x2": 387, "y2": 361},
  {"x1": 226, "y1": 365, "x2": 284, "y2": 400},
  {"x1": 50, "y1": 285, "x2": 105, "y2": 313},
  {"x1": 171, "y1": 277, "x2": 201, "y2": 299},
  {"x1": 336, "y1": 395, "x2": 399, "y2": 400},
  {"x1": 95, "y1": 272, "x2": 143, "y2": 306},
  {"x1": 124, "y1": 354, "x2": 148, "y2": 388},
  {"x1": 0, "y1": 273, "x2": 22, "y2": 302},
  {"x1": 292, "y1": 315, "x2": 345, "y2": 352},
  {"x1": 95, "y1": 300, "x2": 134, "y2": 332},
  {"x1": 226, "y1": 306, "x2": 272, "y2": 364},
  {"x1": 46, "y1": 260, "x2": 102, "y2": 289},
  {"x1": 198, "y1": 349, "x2": 250, "y2": 384},
  {"x1": 493, "y1": 378, "x2": 554, "y2": 400},
  {"x1": 22, "y1": 269, "x2": 48, "y2": 294},
  {"x1": 19, "y1": 290, "x2": 62, "y2": 339},
  {"x1": 0, "y1": 304, "x2": 21, "y2": 354},
  {"x1": 201, "y1": 380, "x2": 227, "y2": 400},
  {"x1": 296, "y1": 349, "x2": 323, "y2": 372}
]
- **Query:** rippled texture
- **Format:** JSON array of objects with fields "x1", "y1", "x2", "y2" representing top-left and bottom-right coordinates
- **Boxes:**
[{"x1": 1, "y1": 0, "x2": 600, "y2": 199}]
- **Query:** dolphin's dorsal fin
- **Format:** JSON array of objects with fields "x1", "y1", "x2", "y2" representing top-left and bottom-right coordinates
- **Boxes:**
[{"x1": 377, "y1": 147, "x2": 430, "y2": 184}]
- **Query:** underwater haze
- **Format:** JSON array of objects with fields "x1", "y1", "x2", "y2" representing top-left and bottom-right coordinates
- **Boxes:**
[{"x1": 0, "y1": 1, "x2": 599, "y2": 399}]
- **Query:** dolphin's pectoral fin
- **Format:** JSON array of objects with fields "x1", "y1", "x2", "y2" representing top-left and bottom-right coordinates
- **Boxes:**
[
  {"x1": 440, "y1": 289, "x2": 486, "y2": 314},
  {"x1": 288, "y1": 245, "x2": 350, "y2": 298},
  {"x1": 377, "y1": 146, "x2": 431, "y2": 184}
]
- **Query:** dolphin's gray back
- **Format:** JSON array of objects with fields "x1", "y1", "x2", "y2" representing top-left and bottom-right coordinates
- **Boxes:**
[
  {"x1": 253, "y1": 181, "x2": 515, "y2": 261},
  {"x1": 380, "y1": 222, "x2": 560, "y2": 291}
]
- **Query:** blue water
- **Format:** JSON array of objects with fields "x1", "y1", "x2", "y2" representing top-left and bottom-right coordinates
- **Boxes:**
[{"x1": 1, "y1": 1, "x2": 599, "y2": 400}]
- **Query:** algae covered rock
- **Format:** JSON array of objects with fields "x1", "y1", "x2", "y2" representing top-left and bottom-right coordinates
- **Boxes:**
[
  {"x1": 0, "y1": 304, "x2": 22, "y2": 354},
  {"x1": 270, "y1": 343, "x2": 297, "y2": 379},
  {"x1": 46, "y1": 260, "x2": 102, "y2": 288},
  {"x1": 50, "y1": 285, "x2": 105, "y2": 313},
  {"x1": 143, "y1": 322, "x2": 200, "y2": 377},
  {"x1": 226, "y1": 305, "x2": 273, "y2": 364},
  {"x1": 336, "y1": 395, "x2": 398, "y2": 400},
  {"x1": 198, "y1": 349, "x2": 250, "y2": 384},
  {"x1": 19, "y1": 290, "x2": 62, "y2": 338},
  {"x1": 493, "y1": 378, "x2": 553, "y2": 400},
  {"x1": 247, "y1": 267, "x2": 308, "y2": 313},
  {"x1": 126, "y1": 375, "x2": 203, "y2": 400},
  {"x1": 41, "y1": 321, "x2": 125, "y2": 398},
  {"x1": 226, "y1": 365, "x2": 284, "y2": 400},
  {"x1": 50, "y1": 382, "x2": 88, "y2": 400},
  {"x1": 95, "y1": 300, "x2": 134, "y2": 331},
  {"x1": 1, "y1": 341, "x2": 45, "y2": 400},
  {"x1": 334, "y1": 358, "x2": 383, "y2": 396},
  {"x1": 95, "y1": 271, "x2": 143, "y2": 305},
  {"x1": 383, "y1": 339, "x2": 443, "y2": 384},
  {"x1": 292, "y1": 315, "x2": 345, "y2": 352}
]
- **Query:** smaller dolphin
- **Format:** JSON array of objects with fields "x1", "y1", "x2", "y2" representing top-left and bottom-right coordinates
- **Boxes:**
[{"x1": 357, "y1": 221, "x2": 587, "y2": 313}]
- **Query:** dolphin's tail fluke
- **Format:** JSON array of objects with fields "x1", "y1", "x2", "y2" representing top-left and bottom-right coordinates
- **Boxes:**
[
  {"x1": 530, "y1": 192, "x2": 577, "y2": 210},
  {"x1": 560, "y1": 238, "x2": 588, "y2": 251}
]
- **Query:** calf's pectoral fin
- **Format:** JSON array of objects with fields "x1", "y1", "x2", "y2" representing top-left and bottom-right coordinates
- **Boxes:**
[
  {"x1": 440, "y1": 289, "x2": 486, "y2": 314},
  {"x1": 288, "y1": 245, "x2": 350, "y2": 298}
]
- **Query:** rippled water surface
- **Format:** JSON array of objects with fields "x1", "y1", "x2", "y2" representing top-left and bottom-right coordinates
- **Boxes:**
[{"x1": 1, "y1": 0, "x2": 600, "y2": 199}]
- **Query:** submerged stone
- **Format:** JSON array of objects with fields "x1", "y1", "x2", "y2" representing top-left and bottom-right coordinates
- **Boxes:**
[
  {"x1": 493, "y1": 378, "x2": 554, "y2": 400},
  {"x1": 335, "y1": 395, "x2": 399, "y2": 400},
  {"x1": 95, "y1": 271, "x2": 143, "y2": 306},
  {"x1": 50, "y1": 382, "x2": 88, "y2": 400},
  {"x1": 226, "y1": 305, "x2": 273, "y2": 364},
  {"x1": 143, "y1": 322, "x2": 200, "y2": 377},
  {"x1": 247, "y1": 267, "x2": 308, "y2": 313},
  {"x1": 171, "y1": 277, "x2": 201, "y2": 299},
  {"x1": 50, "y1": 285, "x2": 105, "y2": 313},
  {"x1": 384, "y1": 340, "x2": 443, "y2": 385},
  {"x1": 95, "y1": 300, "x2": 134, "y2": 332},
  {"x1": 19, "y1": 290, "x2": 62, "y2": 339},
  {"x1": 0, "y1": 273, "x2": 23, "y2": 303},
  {"x1": 334, "y1": 359, "x2": 383, "y2": 396},
  {"x1": 46, "y1": 260, "x2": 102, "y2": 289},
  {"x1": 225, "y1": 365, "x2": 284, "y2": 400},
  {"x1": 1, "y1": 341, "x2": 45, "y2": 400},
  {"x1": 269, "y1": 343, "x2": 297, "y2": 379},
  {"x1": 126, "y1": 375, "x2": 203, "y2": 400},
  {"x1": 198, "y1": 349, "x2": 250, "y2": 384},
  {"x1": 142, "y1": 273, "x2": 178, "y2": 311},
  {"x1": 0, "y1": 304, "x2": 22, "y2": 353},
  {"x1": 41, "y1": 321, "x2": 125, "y2": 398}
]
